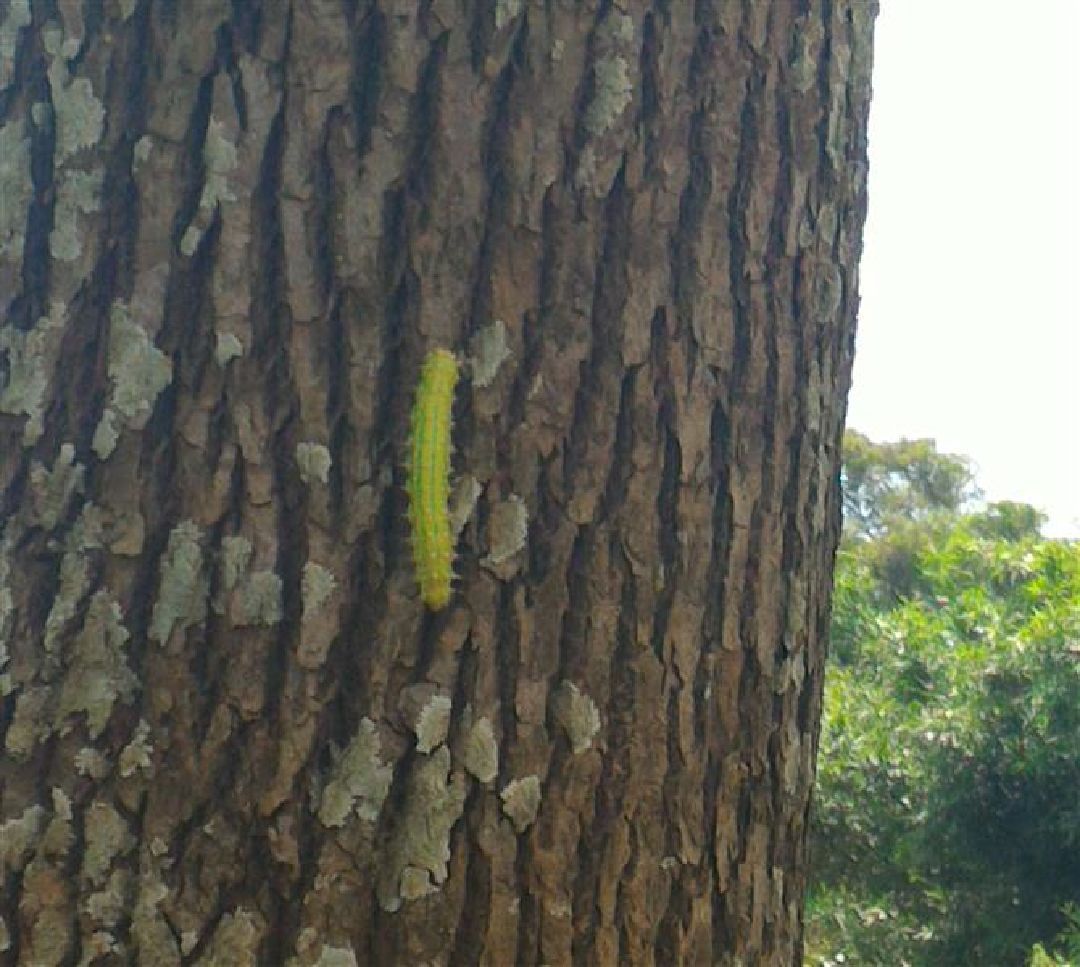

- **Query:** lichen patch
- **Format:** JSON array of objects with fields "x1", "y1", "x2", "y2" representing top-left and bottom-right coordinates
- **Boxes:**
[
  {"x1": 0, "y1": 804, "x2": 46, "y2": 875},
  {"x1": 318, "y1": 718, "x2": 393, "y2": 827},
  {"x1": 82, "y1": 800, "x2": 133, "y2": 886},
  {"x1": 469, "y1": 319, "x2": 510, "y2": 388},
  {"x1": 500, "y1": 775, "x2": 541, "y2": 833},
  {"x1": 483, "y1": 494, "x2": 529, "y2": 577},
  {"x1": 462, "y1": 715, "x2": 499, "y2": 784},
  {"x1": 0, "y1": 121, "x2": 31, "y2": 256},
  {"x1": 302, "y1": 562, "x2": 336, "y2": 617},
  {"x1": 377, "y1": 746, "x2": 466, "y2": 911},
  {"x1": 149, "y1": 521, "x2": 207, "y2": 645},
  {"x1": 119, "y1": 720, "x2": 154, "y2": 778},
  {"x1": 413, "y1": 693, "x2": 452, "y2": 754},
  {"x1": 55, "y1": 591, "x2": 137, "y2": 740},
  {"x1": 296, "y1": 441, "x2": 332, "y2": 485},
  {"x1": 105, "y1": 301, "x2": 173, "y2": 432},
  {"x1": 0, "y1": 300, "x2": 65, "y2": 444},
  {"x1": 552, "y1": 681, "x2": 601, "y2": 754}
]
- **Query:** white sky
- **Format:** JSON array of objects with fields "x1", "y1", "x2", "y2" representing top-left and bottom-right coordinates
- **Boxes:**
[{"x1": 848, "y1": 0, "x2": 1080, "y2": 536}]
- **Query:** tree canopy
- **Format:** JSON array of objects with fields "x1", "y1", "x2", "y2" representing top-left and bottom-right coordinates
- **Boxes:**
[
  {"x1": 841, "y1": 430, "x2": 981, "y2": 542},
  {"x1": 807, "y1": 433, "x2": 1080, "y2": 966}
]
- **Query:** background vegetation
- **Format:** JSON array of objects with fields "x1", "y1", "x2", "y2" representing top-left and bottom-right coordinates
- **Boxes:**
[{"x1": 806, "y1": 432, "x2": 1080, "y2": 966}]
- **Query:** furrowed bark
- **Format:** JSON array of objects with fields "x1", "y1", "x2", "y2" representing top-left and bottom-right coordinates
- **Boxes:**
[{"x1": 0, "y1": 1, "x2": 874, "y2": 963}]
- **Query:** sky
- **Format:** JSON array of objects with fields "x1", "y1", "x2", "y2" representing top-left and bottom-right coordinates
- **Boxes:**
[{"x1": 848, "y1": 0, "x2": 1080, "y2": 536}]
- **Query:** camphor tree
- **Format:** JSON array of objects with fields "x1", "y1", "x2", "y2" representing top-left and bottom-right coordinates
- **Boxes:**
[{"x1": 0, "y1": 2, "x2": 874, "y2": 964}]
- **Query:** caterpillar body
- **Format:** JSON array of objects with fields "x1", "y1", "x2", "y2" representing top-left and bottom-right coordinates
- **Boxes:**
[{"x1": 407, "y1": 349, "x2": 458, "y2": 610}]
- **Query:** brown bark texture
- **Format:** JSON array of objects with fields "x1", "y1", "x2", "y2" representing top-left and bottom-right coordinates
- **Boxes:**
[{"x1": 0, "y1": 0, "x2": 875, "y2": 964}]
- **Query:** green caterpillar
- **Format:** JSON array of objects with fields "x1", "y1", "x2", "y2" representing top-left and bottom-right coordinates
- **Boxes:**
[{"x1": 407, "y1": 349, "x2": 458, "y2": 610}]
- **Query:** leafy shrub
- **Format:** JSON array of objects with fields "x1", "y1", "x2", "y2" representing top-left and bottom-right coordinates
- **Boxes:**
[{"x1": 808, "y1": 444, "x2": 1080, "y2": 966}]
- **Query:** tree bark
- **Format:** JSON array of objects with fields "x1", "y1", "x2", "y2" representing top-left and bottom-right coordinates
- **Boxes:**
[{"x1": 0, "y1": 1, "x2": 875, "y2": 964}]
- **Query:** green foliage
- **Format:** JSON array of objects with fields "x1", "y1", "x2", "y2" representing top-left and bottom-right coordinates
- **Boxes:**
[
  {"x1": 971, "y1": 501, "x2": 1049, "y2": 543},
  {"x1": 808, "y1": 434, "x2": 1080, "y2": 966},
  {"x1": 1027, "y1": 905, "x2": 1080, "y2": 966},
  {"x1": 841, "y1": 430, "x2": 980, "y2": 542}
]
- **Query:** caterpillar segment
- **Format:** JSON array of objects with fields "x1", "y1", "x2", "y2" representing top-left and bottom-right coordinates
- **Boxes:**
[{"x1": 406, "y1": 349, "x2": 459, "y2": 610}]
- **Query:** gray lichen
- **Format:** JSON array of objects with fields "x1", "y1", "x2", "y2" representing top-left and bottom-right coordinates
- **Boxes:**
[
  {"x1": 202, "y1": 118, "x2": 239, "y2": 207},
  {"x1": 53, "y1": 587, "x2": 138, "y2": 743},
  {"x1": 813, "y1": 263, "x2": 844, "y2": 320},
  {"x1": 604, "y1": 8, "x2": 635, "y2": 45},
  {"x1": 287, "y1": 936, "x2": 359, "y2": 967},
  {"x1": 43, "y1": 506, "x2": 103, "y2": 663},
  {"x1": 296, "y1": 442, "x2": 332, "y2": 486},
  {"x1": 301, "y1": 561, "x2": 336, "y2": 617},
  {"x1": 215, "y1": 332, "x2": 244, "y2": 366},
  {"x1": 0, "y1": 913, "x2": 8, "y2": 952},
  {"x1": 0, "y1": 803, "x2": 46, "y2": 874},
  {"x1": 20, "y1": 856, "x2": 74, "y2": 965},
  {"x1": 43, "y1": 546, "x2": 90, "y2": 659},
  {"x1": 413, "y1": 693, "x2": 452, "y2": 755},
  {"x1": 105, "y1": 301, "x2": 173, "y2": 431},
  {"x1": 49, "y1": 167, "x2": 103, "y2": 261},
  {"x1": 179, "y1": 226, "x2": 201, "y2": 258},
  {"x1": 5, "y1": 686, "x2": 49, "y2": 757},
  {"x1": 312, "y1": 946, "x2": 358, "y2": 967},
  {"x1": 131, "y1": 875, "x2": 180, "y2": 966},
  {"x1": 469, "y1": 319, "x2": 510, "y2": 388},
  {"x1": 221, "y1": 535, "x2": 253, "y2": 593},
  {"x1": 449, "y1": 474, "x2": 482, "y2": 542},
  {"x1": 576, "y1": 11, "x2": 637, "y2": 193},
  {"x1": 56, "y1": 591, "x2": 138, "y2": 738},
  {"x1": 552, "y1": 680, "x2": 601, "y2": 754},
  {"x1": 74, "y1": 746, "x2": 110, "y2": 780},
  {"x1": 0, "y1": 0, "x2": 31, "y2": 91},
  {"x1": 582, "y1": 11, "x2": 636, "y2": 138},
  {"x1": 92, "y1": 407, "x2": 120, "y2": 458},
  {"x1": 46, "y1": 51, "x2": 104, "y2": 163},
  {"x1": 82, "y1": 800, "x2": 133, "y2": 885},
  {"x1": 789, "y1": 15, "x2": 825, "y2": 94},
  {"x1": 825, "y1": 86, "x2": 848, "y2": 173},
  {"x1": 119, "y1": 719, "x2": 154, "y2": 778},
  {"x1": 198, "y1": 908, "x2": 263, "y2": 966},
  {"x1": 462, "y1": 715, "x2": 498, "y2": 784},
  {"x1": 0, "y1": 543, "x2": 10, "y2": 610},
  {"x1": 133, "y1": 134, "x2": 153, "y2": 167},
  {"x1": 377, "y1": 746, "x2": 466, "y2": 911},
  {"x1": 218, "y1": 536, "x2": 282, "y2": 625},
  {"x1": 0, "y1": 300, "x2": 64, "y2": 444},
  {"x1": 0, "y1": 121, "x2": 31, "y2": 255},
  {"x1": 180, "y1": 117, "x2": 238, "y2": 256},
  {"x1": 584, "y1": 55, "x2": 633, "y2": 138},
  {"x1": 29, "y1": 443, "x2": 84, "y2": 529},
  {"x1": 494, "y1": 0, "x2": 523, "y2": 30},
  {"x1": 500, "y1": 775, "x2": 541, "y2": 833},
  {"x1": 483, "y1": 494, "x2": 529, "y2": 575},
  {"x1": 149, "y1": 521, "x2": 207, "y2": 645},
  {"x1": 40, "y1": 787, "x2": 74, "y2": 857},
  {"x1": 318, "y1": 717, "x2": 393, "y2": 827},
  {"x1": 233, "y1": 570, "x2": 283, "y2": 626}
]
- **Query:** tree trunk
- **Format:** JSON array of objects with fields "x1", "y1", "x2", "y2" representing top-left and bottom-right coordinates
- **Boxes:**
[{"x1": 0, "y1": 1, "x2": 875, "y2": 964}]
